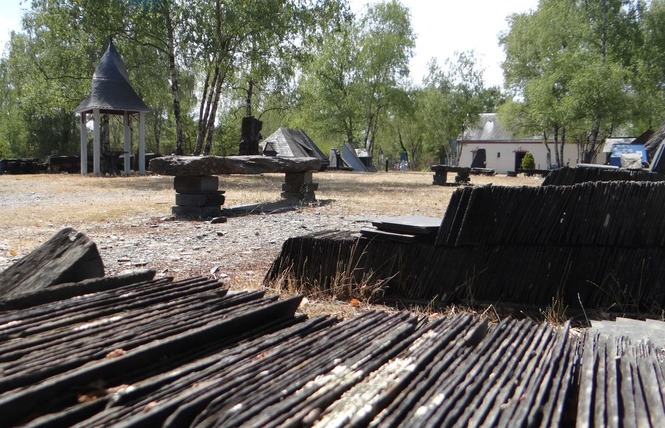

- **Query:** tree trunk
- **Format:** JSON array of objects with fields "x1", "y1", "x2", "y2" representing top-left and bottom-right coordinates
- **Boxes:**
[
  {"x1": 245, "y1": 80, "x2": 254, "y2": 117},
  {"x1": 194, "y1": 64, "x2": 219, "y2": 155},
  {"x1": 194, "y1": 68, "x2": 213, "y2": 155},
  {"x1": 163, "y1": 2, "x2": 184, "y2": 155},
  {"x1": 203, "y1": 71, "x2": 224, "y2": 155},
  {"x1": 553, "y1": 126, "x2": 561, "y2": 167},
  {"x1": 585, "y1": 121, "x2": 600, "y2": 163},
  {"x1": 543, "y1": 131, "x2": 552, "y2": 168},
  {"x1": 560, "y1": 126, "x2": 566, "y2": 165}
]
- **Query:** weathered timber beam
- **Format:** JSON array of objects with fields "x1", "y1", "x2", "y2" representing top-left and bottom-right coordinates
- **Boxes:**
[{"x1": 149, "y1": 155, "x2": 321, "y2": 176}]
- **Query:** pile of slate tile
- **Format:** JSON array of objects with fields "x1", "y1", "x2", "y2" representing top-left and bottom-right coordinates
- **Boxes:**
[
  {"x1": 268, "y1": 181, "x2": 665, "y2": 312},
  {"x1": 576, "y1": 332, "x2": 665, "y2": 427},
  {"x1": 0, "y1": 269, "x2": 576, "y2": 426},
  {"x1": 360, "y1": 215, "x2": 440, "y2": 243},
  {"x1": 3, "y1": 230, "x2": 665, "y2": 426},
  {"x1": 542, "y1": 166, "x2": 665, "y2": 186}
]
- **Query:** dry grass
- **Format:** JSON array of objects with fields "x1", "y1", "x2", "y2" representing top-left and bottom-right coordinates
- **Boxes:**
[{"x1": 0, "y1": 170, "x2": 538, "y2": 233}]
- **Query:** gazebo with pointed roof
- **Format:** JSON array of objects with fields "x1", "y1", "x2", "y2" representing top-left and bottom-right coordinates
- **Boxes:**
[{"x1": 74, "y1": 40, "x2": 150, "y2": 175}]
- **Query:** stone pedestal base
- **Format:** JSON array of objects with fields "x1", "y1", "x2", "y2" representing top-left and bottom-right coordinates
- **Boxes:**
[
  {"x1": 431, "y1": 165, "x2": 471, "y2": 186},
  {"x1": 431, "y1": 165, "x2": 448, "y2": 185},
  {"x1": 282, "y1": 172, "x2": 318, "y2": 202},
  {"x1": 172, "y1": 175, "x2": 224, "y2": 218}
]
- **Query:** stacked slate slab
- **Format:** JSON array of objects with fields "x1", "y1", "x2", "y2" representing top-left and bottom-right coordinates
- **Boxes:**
[
  {"x1": 360, "y1": 215, "x2": 441, "y2": 243},
  {"x1": 281, "y1": 171, "x2": 318, "y2": 202},
  {"x1": 149, "y1": 155, "x2": 322, "y2": 217},
  {"x1": 268, "y1": 181, "x2": 665, "y2": 312},
  {"x1": 576, "y1": 332, "x2": 665, "y2": 427},
  {"x1": 0, "y1": 271, "x2": 577, "y2": 427},
  {"x1": 0, "y1": 228, "x2": 104, "y2": 298},
  {"x1": 542, "y1": 166, "x2": 665, "y2": 186},
  {"x1": 4, "y1": 229, "x2": 665, "y2": 426},
  {"x1": 172, "y1": 175, "x2": 225, "y2": 217}
]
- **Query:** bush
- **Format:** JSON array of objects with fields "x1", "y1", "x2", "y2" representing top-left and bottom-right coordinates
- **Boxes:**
[{"x1": 521, "y1": 152, "x2": 535, "y2": 169}]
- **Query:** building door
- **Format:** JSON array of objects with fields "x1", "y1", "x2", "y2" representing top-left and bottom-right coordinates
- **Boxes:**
[
  {"x1": 471, "y1": 149, "x2": 486, "y2": 168},
  {"x1": 515, "y1": 151, "x2": 527, "y2": 171}
]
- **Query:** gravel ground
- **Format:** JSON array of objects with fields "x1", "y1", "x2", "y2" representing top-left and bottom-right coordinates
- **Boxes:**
[
  {"x1": 0, "y1": 172, "x2": 540, "y2": 293},
  {"x1": 0, "y1": 201, "x2": 373, "y2": 287},
  {"x1": 90, "y1": 208, "x2": 372, "y2": 285}
]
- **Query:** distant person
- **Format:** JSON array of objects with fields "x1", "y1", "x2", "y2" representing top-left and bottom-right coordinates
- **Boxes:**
[{"x1": 400, "y1": 150, "x2": 408, "y2": 172}]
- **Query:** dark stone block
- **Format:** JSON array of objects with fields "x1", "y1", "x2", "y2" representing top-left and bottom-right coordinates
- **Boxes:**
[
  {"x1": 171, "y1": 205, "x2": 223, "y2": 218},
  {"x1": 175, "y1": 192, "x2": 225, "y2": 207},
  {"x1": 174, "y1": 175, "x2": 219, "y2": 193}
]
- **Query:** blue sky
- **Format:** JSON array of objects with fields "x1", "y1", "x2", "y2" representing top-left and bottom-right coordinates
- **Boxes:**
[{"x1": 1, "y1": 0, "x2": 539, "y2": 87}]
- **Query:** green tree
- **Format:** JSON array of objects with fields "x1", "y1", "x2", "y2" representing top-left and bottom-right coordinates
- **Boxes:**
[
  {"x1": 294, "y1": 0, "x2": 413, "y2": 159},
  {"x1": 356, "y1": 0, "x2": 414, "y2": 158},
  {"x1": 501, "y1": 0, "x2": 642, "y2": 165},
  {"x1": 632, "y1": 0, "x2": 665, "y2": 131},
  {"x1": 421, "y1": 52, "x2": 491, "y2": 164}
]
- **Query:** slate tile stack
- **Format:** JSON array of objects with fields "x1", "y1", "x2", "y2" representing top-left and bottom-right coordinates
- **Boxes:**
[
  {"x1": 171, "y1": 175, "x2": 225, "y2": 218},
  {"x1": 360, "y1": 215, "x2": 440, "y2": 243},
  {"x1": 4, "y1": 229, "x2": 665, "y2": 426},
  {"x1": 542, "y1": 166, "x2": 665, "y2": 186},
  {"x1": 268, "y1": 181, "x2": 665, "y2": 313},
  {"x1": 281, "y1": 171, "x2": 318, "y2": 202}
]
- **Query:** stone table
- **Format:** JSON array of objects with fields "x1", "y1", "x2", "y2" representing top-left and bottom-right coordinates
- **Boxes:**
[{"x1": 149, "y1": 155, "x2": 321, "y2": 217}]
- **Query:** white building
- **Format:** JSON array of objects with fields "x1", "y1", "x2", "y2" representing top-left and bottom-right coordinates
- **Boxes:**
[{"x1": 457, "y1": 113, "x2": 579, "y2": 174}]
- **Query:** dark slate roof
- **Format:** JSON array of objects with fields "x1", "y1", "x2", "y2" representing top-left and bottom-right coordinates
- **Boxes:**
[
  {"x1": 261, "y1": 128, "x2": 329, "y2": 167},
  {"x1": 461, "y1": 113, "x2": 540, "y2": 142},
  {"x1": 645, "y1": 122, "x2": 665, "y2": 160},
  {"x1": 341, "y1": 142, "x2": 369, "y2": 172},
  {"x1": 74, "y1": 40, "x2": 149, "y2": 114}
]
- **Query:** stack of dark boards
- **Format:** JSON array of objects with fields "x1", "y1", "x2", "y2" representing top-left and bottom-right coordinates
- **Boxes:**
[
  {"x1": 542, "y1": 166, "x2": 665, "y2": 186},
  {"x1": 0, "y1": 158, "x2": 47, "y2": 174},
  {"x1": 268, "y1": 181, "x2": 665, "y2": 312},
  {"x1": 3, "y1": 230, "x2": 665, "y2": 426},
  {"x1": 360, "y1": 215, "x2": 441, "y2": 243}
]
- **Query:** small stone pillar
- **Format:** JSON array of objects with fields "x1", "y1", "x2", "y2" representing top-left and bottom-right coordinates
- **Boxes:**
[
  {"x1": 431, "y1": 165, "x2": 448, "y2": 185},
  {"x1": 171, "y1": 175, "x2": 225, "y2": 218},
  {"x1": 454, "y1": 167, "x2": 471, "y2": 184},
  {"x1": 282, "y1": 171, "x2": 318, "y2": 202}
]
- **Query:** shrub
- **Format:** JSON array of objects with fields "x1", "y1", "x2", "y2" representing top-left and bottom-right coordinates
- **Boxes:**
[{"x1": 521, "y1": 152, "x2": 535, "y2": 169}]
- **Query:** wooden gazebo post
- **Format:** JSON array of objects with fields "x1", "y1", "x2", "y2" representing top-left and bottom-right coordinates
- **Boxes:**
[
  {"x1": 75, "y1": 39, "x2": 150, "y2": 176},
  {"x1": 79, "y1": 112, "x2": 87, "y2": 174}
]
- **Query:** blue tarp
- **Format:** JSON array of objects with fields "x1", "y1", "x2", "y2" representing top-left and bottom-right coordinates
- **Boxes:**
[{"x1": 609, "y1": 144, "x2": 647, "y2": 167}]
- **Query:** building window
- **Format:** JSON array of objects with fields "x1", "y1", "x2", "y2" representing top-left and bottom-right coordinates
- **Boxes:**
[{"x1": 497, "y1": 152, "x2": 501, "y2": 158}]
